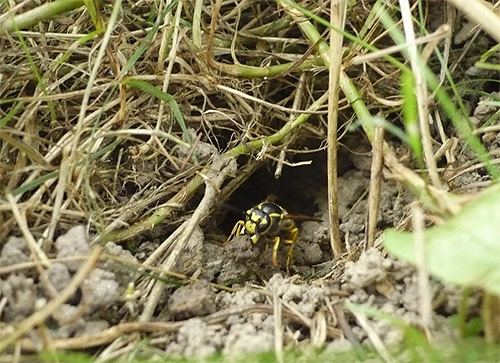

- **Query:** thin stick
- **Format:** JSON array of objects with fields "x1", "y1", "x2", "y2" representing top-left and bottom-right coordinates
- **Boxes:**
[
  {"x1": 327, "y1": 0, "x2": 346, "y2": 258},
  {"x1": 275, "y1": 73, "x2": 307, "y2": 178},
  {"x1": 143, "y1": 222, "x2": 187, "y2": 267},
  {"x1": 6, "y1": 194, "x2": 58, "y2": 298},
  {"x1": 6, "y1": 194, "x2": 50, "y2": 267},
  {"x1": 366, "y1": 126, "x2": 385, "y2": 248},
  {"x1": 273, "y1": 292, "x2": 284, "y2": 363},
  {"x1": 216, "y1": 84, "x2": 325, "y2": 115},
  {"x1": 330, "y1": 300, "x2": 360, "y2": 346},
  {"x1": 400, "y1": 0, "x2": 441, "y2": 189},
  {"x1": 46, "y1": 146, "x2": 69, "y2": 244},
  {"x1": 447, "y1": 0, "x2": 500, "y2": 43},
  {"x1": 139, "y1": 155, "x2": 236, "y2": 322},
  {"x1": 350, "y1": 25, "x2": 450, "y2": 65},
  {"x1": 347, "y1": 303, "x2": 396, "y2": 363}
]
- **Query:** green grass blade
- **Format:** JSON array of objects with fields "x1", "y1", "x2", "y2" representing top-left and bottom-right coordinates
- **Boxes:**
[
  {"x1": 0, "y1": 0, "x2": 85, "y2": 34},
  {"x1": 121, "y1": 78, "x2": 194, "y2": 151},
  {"x1": 401, "y1": 70, "x2": 423, "y2": 165},
  {"x1": 0, "y1": 101, "x2": 24, "y2": 127}
]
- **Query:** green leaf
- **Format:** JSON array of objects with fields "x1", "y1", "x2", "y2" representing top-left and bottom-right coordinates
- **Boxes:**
[{"x1": 384, "y1": 185, "x2": 500, "y2": 296}]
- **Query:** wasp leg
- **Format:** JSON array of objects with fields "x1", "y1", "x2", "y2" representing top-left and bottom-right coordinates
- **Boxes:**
[
  {"x1": 224, "y1": 220, "x2": 245, "y2": 245},
  {"x1": 272, "y1": 236, "x2": 281, "y2": 266},
  {"x1": 283, "y1": 227, "x2": 299, "y2": 273},
  {"x1": 264, "y1": 238, "x2": 270, "y2": 252}
]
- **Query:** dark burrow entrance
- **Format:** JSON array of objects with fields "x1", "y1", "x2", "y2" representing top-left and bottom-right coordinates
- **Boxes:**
[{"x1": 218, "y1": 141, "x2": 356, "y2": 236}]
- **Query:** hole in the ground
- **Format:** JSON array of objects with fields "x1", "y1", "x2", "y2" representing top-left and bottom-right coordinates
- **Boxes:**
[
  {"x1": 219, "y1": 142, "x2": 352, "y2": 234},
  {"x1": 219, "y1": 152, "x2": 324, "y2": 233},
  {"x1": 484, "y1": 80, "x2": 500, "y2": 94}
]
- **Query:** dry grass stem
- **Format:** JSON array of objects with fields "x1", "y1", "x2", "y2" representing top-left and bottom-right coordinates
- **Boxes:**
[
  {"x1": 331, "y1": 301, "x2": 360, "y2": 346},
  {"x1": 347, "y1": 303, "x2": 396, "y2": 363},
  {"x1": 400, "y1": 0, "x2": 441, "y2": 189},
  {"x1": 144, "y1": 1, "x2": 182, "y2": 153},
  {"x1": 216, "y1": 84, "x2": 326, "y2": 115},
  {"x1": 350, "y1": 24, "x2": 451, "y2": 65},
  {"x1": 280, "y1": 299, "x2": 341, "y2": 340},
  {"x1": 327, "y1": 0, "x2": 346, "y2": 259},
  {"x1": 139, "y1": 156, "x2": 236, "y2": 322},
  {"x1": 447, "y1": 0, "x2": 500, "y2": 43},
  {"x1": 273, "y1": 292, "x2": 284, "y2": 363},
  {"x1": 433, "y1": 108, "x2": 455, "y2": 165},
  {"x1": 366, "y1": 126, "x2": 384, "y2": 249},
  {"x1": 6, "y1": 194, "x2": 50, "y2": 267},
  {"x1": 382, "y1": 143, "x2": 462, "y2": 216},
  {"x1": 310, "y1": 310, "x2": 327, "y2": 347},
  {"x1": 275, "y1": 72, "x2": 307, "y2": 178}
]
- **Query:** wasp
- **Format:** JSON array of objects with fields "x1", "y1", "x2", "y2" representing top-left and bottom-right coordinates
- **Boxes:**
[{"x1": 225, "y1": 202, "x2": 320, "y2": 271}]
